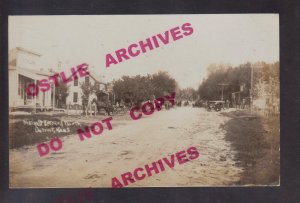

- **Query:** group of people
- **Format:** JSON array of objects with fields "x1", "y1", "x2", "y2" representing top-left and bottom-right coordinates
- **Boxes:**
[
  {"x1": 176, "y1": 100, "x2": 191, "y2": 107},
  {"x1": 83, "y1": 95, "x2": 247, "y2": 116}
]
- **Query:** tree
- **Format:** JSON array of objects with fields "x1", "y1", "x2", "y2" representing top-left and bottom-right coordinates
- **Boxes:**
[
  {"x1": 177, "y1": 88, "x2": 198, "y2": 101},
  {"x1": 198, "y1": 62, "x2": 279, "y2": 104},
  {"x1": 252, "y1": 62, "x2": 279, "y2": 98},
  {"x1": 151, "y1": 71, "x2": 177, "y2": 98},
  {"x1": 112, "y1": 71, "x2": 177, "y2": 106},
  {"x1": 198, "y1": 62, "x2": 251, "y2": 101}
]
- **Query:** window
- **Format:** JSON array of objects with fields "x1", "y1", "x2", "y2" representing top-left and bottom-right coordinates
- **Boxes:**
[
  {"x1": 85, "y1": 76, "x2": 90, "y2": 85},
  {"x1": 73, "y1": 92, "x2": 78, "y2": 103},
  {"x1": 18, "y1": 76, "x2": 22, "y2": 96},
  {"x1": 95, "y1": 82, "x2": 100, "y2": 90},
  {"x1": 74, "y1": 78, "x2": 78, "y2": 86},
  {"x1": 18, "y1": 75, "x2": 34, "y2": 99},
  {"x1": 18, "y1": 75, "x2": 26, "y2": 98}
]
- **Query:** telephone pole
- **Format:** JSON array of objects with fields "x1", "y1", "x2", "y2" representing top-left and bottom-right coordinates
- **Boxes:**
[
  {"x1": 250, "y1": 64, "x2": 254, "y2": 113},
  {"x1": 218, "y1": 83, "x2": 229, "y2": 101}
]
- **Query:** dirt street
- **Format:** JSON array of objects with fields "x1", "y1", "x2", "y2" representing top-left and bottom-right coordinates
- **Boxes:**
[{"x1": 9, "y1": 107, "x2": 243, "y2": 188}]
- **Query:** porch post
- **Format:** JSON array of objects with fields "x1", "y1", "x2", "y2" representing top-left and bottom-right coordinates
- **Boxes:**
[
  {"x1": 52, "y1": 84, "x2": 55, "y2": 111},
  {"x1": 34, "y1": 80, "x2": 37, "y2": 113}
]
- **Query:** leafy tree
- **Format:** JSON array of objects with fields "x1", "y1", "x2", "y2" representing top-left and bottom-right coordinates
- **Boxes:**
[
  {"x1": 113, "y1": 71, "x2": 177, "y2": 105},
  {"x1": 198, "y1": 62, "x2": 251, "y2": 101},
  {"x1": 177, "y1": 88, "x2": 198, "y2": 101},
  {"x1": 252, "y1": 62, "x2": 279, "y2": 98},
  {"x1": 198, "y1": 62, "x2": 279, "y2": 103},
  {"x1": 151, "y1": 71, "x2": 177, "y2": 98}
]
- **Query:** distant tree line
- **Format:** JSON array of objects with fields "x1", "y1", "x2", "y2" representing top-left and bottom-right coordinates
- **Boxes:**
[
  {"x1": 176, "y1": 88, "x2": 198, "y2": 101},
  {"x1": 198, "y1": 62, "x2": 279, "y2": 102}
]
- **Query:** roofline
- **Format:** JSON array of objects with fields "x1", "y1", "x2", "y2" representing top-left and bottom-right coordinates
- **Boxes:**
[
  {"x1": 18, "y1": 67, "x2": 53, "y2": 76},
  {"x1": 88, "y1": 70, "x2": 105, "y2": 84},
  {"x1": 16, "y1": 47, "x2": 42, "y2": 57},
  {"x1": 52, "y1": 65, "x2": 106, "y2": 84}
]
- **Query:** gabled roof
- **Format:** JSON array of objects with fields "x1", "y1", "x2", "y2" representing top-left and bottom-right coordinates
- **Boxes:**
[
  {"x1": 15, "y1": 67, "x2": 40, "y2": 80},
  {"x1": 88, "y1": 71, "x2": 105, "y2": 84},
  {"x1": 52, "y1": 66, "x2": 105, "y2": 84},
  {"x1": 19, "y1": 67, "x2": 53, "y2": 77},
  {"x1": 9, "y1": 66, "x2": 52, "y2": 80},
  {"x1": 16, "y1": 47, "x2": 42, "y2": 57}
]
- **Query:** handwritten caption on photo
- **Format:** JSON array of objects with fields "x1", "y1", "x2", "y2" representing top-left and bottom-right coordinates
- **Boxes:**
[{"x1": 23, "y1": 119, "x2": 81, "y2": 134}]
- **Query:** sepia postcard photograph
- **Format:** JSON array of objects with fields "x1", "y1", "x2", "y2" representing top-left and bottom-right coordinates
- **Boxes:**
[{"x1": 8, "y1": 14, "x2": 279, "y2": 188}]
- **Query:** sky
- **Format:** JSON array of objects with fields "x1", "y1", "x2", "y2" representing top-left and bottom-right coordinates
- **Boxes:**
[{"x1": 9, "y1": 14, "x2": 279, "y2": 89}]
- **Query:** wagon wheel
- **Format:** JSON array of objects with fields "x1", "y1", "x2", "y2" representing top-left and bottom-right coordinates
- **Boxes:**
[{"x1": 215, "y1": 104, "x2": 222, "y2": 111}]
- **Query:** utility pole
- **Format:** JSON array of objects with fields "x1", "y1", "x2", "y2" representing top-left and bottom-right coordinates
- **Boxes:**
[
  {"x1": 250, "y1": 64, "x2": 254, "y2": 113},
  {"x1": 218, "y1": 83, "x2": 229, "y2": 101}
]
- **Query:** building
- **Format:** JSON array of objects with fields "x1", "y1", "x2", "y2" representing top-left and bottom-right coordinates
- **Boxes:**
[
  {"x1": 9, "y1": 47, "x2": 112, "y2": 112},
  {"x1": 66, "y1": 71, "x2": 107, "y2": 107},
  {"x1": 9, "y1": 47, "x2": 55, "y2": 109}
]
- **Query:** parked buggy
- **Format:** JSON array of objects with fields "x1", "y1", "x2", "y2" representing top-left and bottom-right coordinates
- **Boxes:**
[{"x1": 91, "y1": 99, "x2": 114, "y2": 115}]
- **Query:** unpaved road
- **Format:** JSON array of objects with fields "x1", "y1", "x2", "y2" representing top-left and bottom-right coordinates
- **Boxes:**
[{"x1": 9, "y1": 107, "x2": 243, "y2": 188}]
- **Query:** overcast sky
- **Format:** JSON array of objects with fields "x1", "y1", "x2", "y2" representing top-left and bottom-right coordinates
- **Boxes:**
[{"x1": 9, "y1": 14, "x2": 279, "y2": 89}]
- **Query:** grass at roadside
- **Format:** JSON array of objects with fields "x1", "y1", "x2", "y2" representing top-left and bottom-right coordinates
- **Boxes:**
[
  {"x1": 9, "y1": 115, "x2": 81, "y2": 149},
  {"x1": 9, "y1": 112, "x2": 133, "y2": 149},
  {"x1": 221, "y1": 110, "x2": 279, "y2": 185}
]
